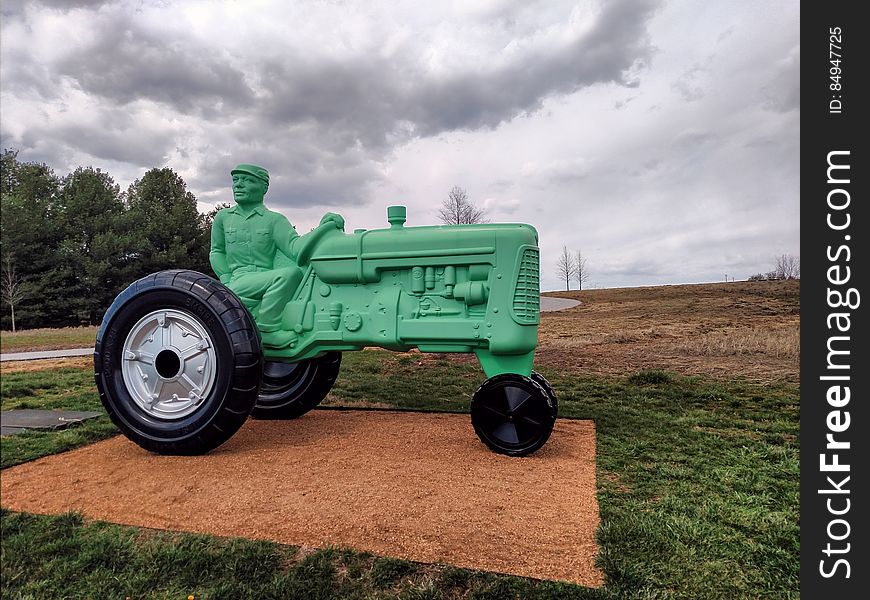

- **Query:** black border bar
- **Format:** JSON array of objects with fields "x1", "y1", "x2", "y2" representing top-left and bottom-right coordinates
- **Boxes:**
[{"x1": 801, "y1": 3, "x2": 868, "y2": 596}]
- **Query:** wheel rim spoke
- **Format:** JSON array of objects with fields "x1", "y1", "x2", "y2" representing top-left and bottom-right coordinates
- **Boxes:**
[
  {"x1": 476, "y1": 403, "x2": 506, "y2": 433},
  {"x1": 180, "y1": 373, "x2": 201, "y2": 394},
  {"x1": 504, "y1": 386, "x2": 532, "y2": 412},
  {"x1": 124, "y1": 350, "x2": 155, "y2": 365},
  {"x1": 481, "y1": 403, "x2": 508, "y2": 418},
  {"x1": 514, "y1": 417, "x2": 544, "y2": 444},
  {"x1": 492, "y1": 421, "x2": 519, "y2": 445},
  {"x1": 150, "y1": 378, "x2": 164, "y2": 400},
  {"x1": 181, "y1": 341, "x2": 208, "y2": 359},
  {"x1": 160, "y1": 314, "x2": 170, "y2": 347}
]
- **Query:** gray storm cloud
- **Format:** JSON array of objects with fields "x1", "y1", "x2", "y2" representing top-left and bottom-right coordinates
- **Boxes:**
[
  {"x1": 2, "y1": 0, "x2": 660, "y2": 207},
  {"x1": 0, "y1": 0, "x2": 799, "y2": 288}
]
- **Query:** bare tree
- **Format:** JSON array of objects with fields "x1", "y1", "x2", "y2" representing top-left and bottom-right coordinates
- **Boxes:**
[
  {"x1": 556, "y1": 245, "x2": 577, "y2": 291},
  {"x1": 438, "y1": 186, "x2": 487, "y2": 224},
  {"x1": 2, "y1": 257, "x2": 27, "y2": 332},
  {"x1": 575, "y1": 249, "x2": 590, "y2": 290},
  {"x1": 774, "y1": 254, "x2": 800, "y2": 279}
]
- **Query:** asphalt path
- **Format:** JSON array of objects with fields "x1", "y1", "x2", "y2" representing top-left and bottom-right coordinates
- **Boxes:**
[
  {"x1": 539, "y1": 296, "x2": 582, "y2": 312},
  {"x1": 1, "y1": 297, "x2": 581, "y2": 362},
  {"x1": 1, "y1": 347, "x2": 94, "y2": 362}
]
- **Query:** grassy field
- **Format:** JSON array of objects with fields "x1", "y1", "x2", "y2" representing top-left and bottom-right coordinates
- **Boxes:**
[
  {"x1": 0, "y1": 326, "x2": 99, "y2": 353},
  {"x1": 1, "y1": 281, "x2": 800, "y2": 598},
  {"x1": 1, "y1": 508, "x2": 596, "y2": 600}
]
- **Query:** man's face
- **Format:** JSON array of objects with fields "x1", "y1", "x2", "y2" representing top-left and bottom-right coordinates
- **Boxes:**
[{"x1": 232, "y1": 173, "x2": 267, "y2": 206}]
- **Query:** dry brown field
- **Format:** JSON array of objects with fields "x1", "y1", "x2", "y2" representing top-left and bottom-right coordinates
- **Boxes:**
[{"x1": 538, "y1": 279, "x2": 799, "y2": 383}]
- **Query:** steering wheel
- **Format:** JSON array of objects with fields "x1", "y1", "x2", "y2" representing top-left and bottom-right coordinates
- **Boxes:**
[{"x1": 295, "y1": 221, "x2": 340, "y2": 265}]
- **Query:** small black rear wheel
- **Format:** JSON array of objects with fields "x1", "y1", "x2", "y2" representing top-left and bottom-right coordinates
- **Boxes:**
[
  {"x1": 251, "y1": 352, "x2": 341, "y2": 419},
  {"x1": 471, "y1": 373, "x2": 557, "y2": 457}
]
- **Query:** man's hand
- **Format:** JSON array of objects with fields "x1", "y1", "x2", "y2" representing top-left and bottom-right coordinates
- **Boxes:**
[{"x1": 320, "y1": 212, "x2": 345, "y2": 230}]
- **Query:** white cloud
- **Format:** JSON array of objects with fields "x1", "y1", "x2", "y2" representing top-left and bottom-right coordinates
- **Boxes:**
[{"x1": 1, "y1": 0, "x2": 799, "y2": 290}]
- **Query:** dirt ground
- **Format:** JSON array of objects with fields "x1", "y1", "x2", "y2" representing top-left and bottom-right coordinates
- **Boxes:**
[
  {"x1": 539, "y1": 280, "x2": 799, "y2": 383},
  {"x1": 0, "y1": 411, "x2": 602, "y2": 587}
]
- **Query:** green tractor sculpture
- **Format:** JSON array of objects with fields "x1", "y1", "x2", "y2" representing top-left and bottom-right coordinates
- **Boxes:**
[{"x1": 95, "y1": 165, "x2": 556, "y2": 457}]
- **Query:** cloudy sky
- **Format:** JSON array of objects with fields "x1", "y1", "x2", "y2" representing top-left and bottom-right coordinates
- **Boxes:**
[{"x1": 1, "y1": 0, "x2": 799, "y2": 290}]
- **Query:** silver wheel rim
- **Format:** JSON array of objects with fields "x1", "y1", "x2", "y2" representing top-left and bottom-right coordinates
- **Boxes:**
[{"x1": 121, "y1": 308, "x2": 218, "y2": 420}]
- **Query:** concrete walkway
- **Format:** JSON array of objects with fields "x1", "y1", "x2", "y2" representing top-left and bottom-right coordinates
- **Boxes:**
[
  {"x1": 540, "y1": 297, "x2": 582, "y2": 312},
  {"x1": 1, "y1": 409, "x2": 102, "y2": 436},
  {"x1": 1, "y1": 348, "x2": 93, "y2": 362}
]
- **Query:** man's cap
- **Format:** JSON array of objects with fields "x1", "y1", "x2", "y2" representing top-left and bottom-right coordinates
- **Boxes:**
[{"x1": 231, "y1": 164, "x2": 269, "y2": 184}]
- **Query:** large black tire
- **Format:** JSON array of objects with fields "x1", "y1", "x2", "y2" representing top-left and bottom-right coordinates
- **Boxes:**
[
  {"x1": 251, "y1": 352, "x2": 341, "y2": 419},
  {"x1": 94, "y1": 270, "x2": 262, "y2": 455},
  {"x1": 471, "y1": 373, "x2": 557, "y2": 457}
]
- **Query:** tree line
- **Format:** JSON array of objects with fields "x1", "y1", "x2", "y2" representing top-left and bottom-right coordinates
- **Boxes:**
[
  {"x1": 1, "y1": 150, "x2": 215, "y2": 331},
  {"x1": 1, "y1": 162, "x2": 494, "y2": 331}
]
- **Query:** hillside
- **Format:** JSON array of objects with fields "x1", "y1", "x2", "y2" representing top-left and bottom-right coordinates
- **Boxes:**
[{"x1": 540, "y1": 280, "x2": 800, "y2": 382}]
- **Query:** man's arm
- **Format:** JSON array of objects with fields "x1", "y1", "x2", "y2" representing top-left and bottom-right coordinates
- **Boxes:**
[
  {"x1": 209, "y1": 211, "x2": 231, "y2": 284},
  {"x1": 274, "y1": 212, "x2": 343, "y2": 266},
  {"x1": 272, "y1": 213, "x2": 302, "y2": 262}
]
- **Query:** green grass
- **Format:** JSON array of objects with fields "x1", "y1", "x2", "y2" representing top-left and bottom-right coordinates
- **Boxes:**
[
  {"x1": 0, "y1": 326, "x2": 98, "y2": 353},
  {"x1": 625, "y1": 369, "x2": 673, "y2": 385},
  {"x1": 1, "y1": 352, "x2": 800, "y2": 599},
  {"x1": 0, "y1": 367, "x2": 117, "y2": 469},
  {"x1": 326, "y1": 351, "x2": 480, "y2": 412},
  {"x1": 0, "y1": 510, "x2": 599, "y2": 600}
]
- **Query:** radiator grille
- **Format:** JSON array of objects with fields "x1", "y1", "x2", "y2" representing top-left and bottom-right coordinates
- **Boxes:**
[{"x1": 512, "y1": 247, "x2": 540, "y2": 324}]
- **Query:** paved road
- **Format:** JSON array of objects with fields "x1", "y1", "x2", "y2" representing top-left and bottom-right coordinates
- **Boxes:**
[
  {"x1": 539, "y1": 297, "x2": 582, "y2": 312},
  {"x1": 1, "y1": 348, "x2": 93, "y2": 362},
  {"x1": 2, "y1": 297, "x2": 581, "y2": 362}
]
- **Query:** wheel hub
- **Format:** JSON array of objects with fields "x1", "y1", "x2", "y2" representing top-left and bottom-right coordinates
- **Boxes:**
[
  {"x1": 154, "y1": 349, "x2": 182, "y2": 379},
  {"x1": 121, "y1": 308, "x2": 218, "y2": 420}
]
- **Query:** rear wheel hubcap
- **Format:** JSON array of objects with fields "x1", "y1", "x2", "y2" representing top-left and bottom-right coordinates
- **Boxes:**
[{"x1": 121, "y1": 308, "x2": 218, "y2": 420}]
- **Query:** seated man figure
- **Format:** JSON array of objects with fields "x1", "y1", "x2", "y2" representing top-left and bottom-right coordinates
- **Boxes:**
[{"x1": 209, "y1": 164, "x2": 343, "y2": 347}]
